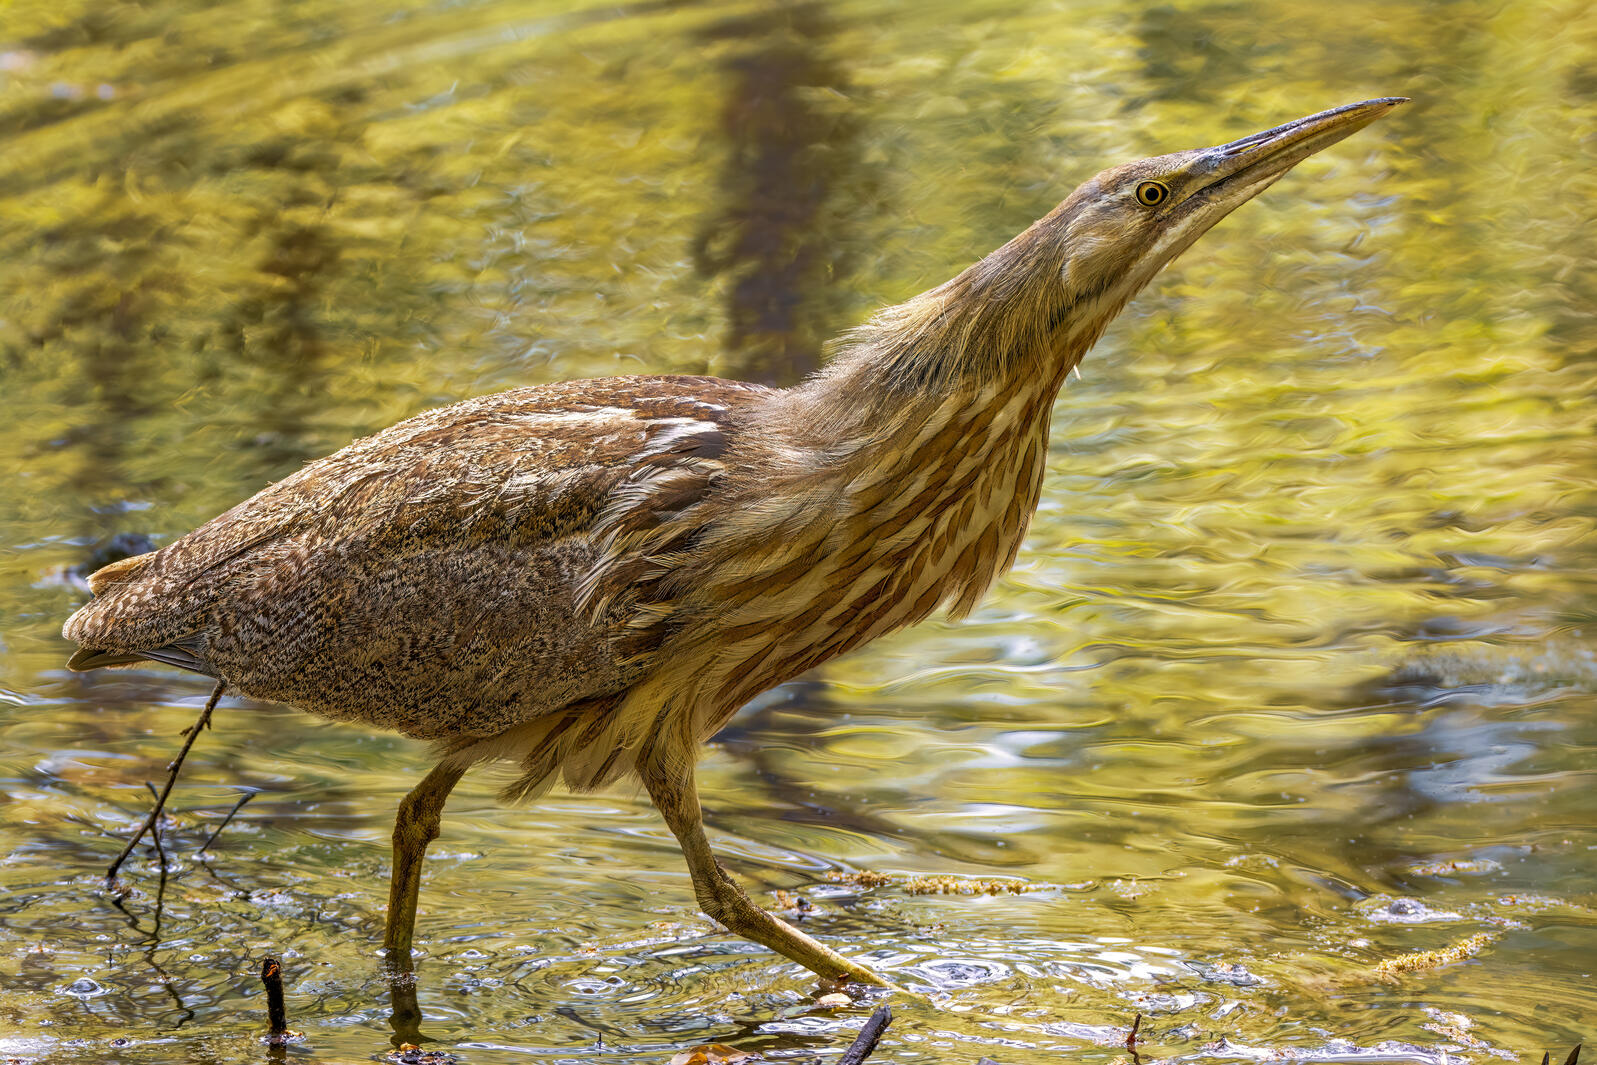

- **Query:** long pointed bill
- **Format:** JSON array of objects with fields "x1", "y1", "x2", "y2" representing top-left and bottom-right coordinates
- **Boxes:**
[
  {"x1": 952, "y1": 96, "x2": 1407, "y2": 371},
  {"x1": 1124, "y1": 96, "x2": 1408, "y2": 300},
  {"x1": 1181, "y1": 96, "x2": 1405, "y2": 220},
  {"x1": 1201, "y1": 97, "x2": 1409, "y2": 203}
]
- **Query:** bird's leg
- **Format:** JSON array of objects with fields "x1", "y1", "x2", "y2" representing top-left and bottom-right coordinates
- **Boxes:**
[
  {"x1": 642, "y1": 765, "x2": 897, "y2": 989},
  {"x1": 383, "y1": 760, "x2": 468, "y2": 962},
  {"x1": 387, "y1": 966, "x2": 424, "y2": 1050}
]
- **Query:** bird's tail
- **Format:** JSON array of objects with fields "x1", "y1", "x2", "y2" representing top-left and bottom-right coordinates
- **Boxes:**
[{"x1": 66, "y1": 642, "x2": 219, "y2": 677}]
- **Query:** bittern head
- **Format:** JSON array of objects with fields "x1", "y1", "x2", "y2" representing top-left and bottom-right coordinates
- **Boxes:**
[
  {"x1": 1052, "y1": 96, "x2": 1408, "y2": 350},
  {"x1": 825, "y1": 97, "x2": 1406, "y2": 396}
]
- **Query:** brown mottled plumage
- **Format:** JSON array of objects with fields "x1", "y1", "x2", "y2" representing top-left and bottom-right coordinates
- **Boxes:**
[{"x1": 64, "y1": 99, "x2": 1404, "y2": 988}]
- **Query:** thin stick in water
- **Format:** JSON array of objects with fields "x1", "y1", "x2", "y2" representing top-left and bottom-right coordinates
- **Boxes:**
[
  {"x1": 106, "y1": 681, "x2": 225, "y2": 881},
  {"x1": 197, "y1": 791, "x2": 255, "y2": 856},
  {"x1": 838, "y1": 1004, "x2": 891, "y2": 1065},
  {"x1": 141, "y1": 781, "x2": 168, "y2": 871}
]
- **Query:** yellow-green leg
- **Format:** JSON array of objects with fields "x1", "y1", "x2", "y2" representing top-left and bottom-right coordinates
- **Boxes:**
[
  {"x1": 642, "y1": 765, "x2": 897, "y2": 989},
  {"x1": 383, "y1": 760, "x2": 467, "y2": 960}
]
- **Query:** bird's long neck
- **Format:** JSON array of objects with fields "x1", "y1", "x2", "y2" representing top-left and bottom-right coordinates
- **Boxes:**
[
  {"x1": 788, "y1": 203, "x2": 1108, "y2": 442},
  {"x1": 666, "y1": 231, "x2": 1117, "y2": 736}
]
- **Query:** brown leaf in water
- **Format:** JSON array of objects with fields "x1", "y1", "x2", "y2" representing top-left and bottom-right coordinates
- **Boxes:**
[{"x1": 668, "y1": 1043, "x2": 752, "y2": 1065}]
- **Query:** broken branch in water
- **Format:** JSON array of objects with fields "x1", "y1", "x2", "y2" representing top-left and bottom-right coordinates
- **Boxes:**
[
  {"x1": 262, "y1": 956, "x2": 290, "y2": 1043},
  {"x1": 838, "y1": 1004, "x2": 892, "y2": 1065},
  {"x1": 106, "y1": 681, "x2": 225, "y2": 880}
]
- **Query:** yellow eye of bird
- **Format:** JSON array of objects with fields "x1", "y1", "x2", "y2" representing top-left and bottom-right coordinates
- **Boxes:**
[{"x1": 1135, "y1": 180, "x2": 1170, "y2": 207}]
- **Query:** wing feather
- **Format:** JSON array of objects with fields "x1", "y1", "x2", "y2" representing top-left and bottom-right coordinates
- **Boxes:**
[{"x1": 63, "y1": 376, "x2": 768, "y2": 697}]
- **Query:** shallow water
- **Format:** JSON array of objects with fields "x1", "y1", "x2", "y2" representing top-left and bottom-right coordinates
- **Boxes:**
[{"x1": 2, "y1": 0, "x2": 1596, "y2": 1062}]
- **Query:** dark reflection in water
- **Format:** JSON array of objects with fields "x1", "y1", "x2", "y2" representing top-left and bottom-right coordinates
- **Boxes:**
[
  {"x1": 693, "y1": 2, "x2": 875, "y2": 385},
  {"x1": 1, "y1": 0, "x2": 1595, "y2": 1063},
  {"x1": 222, "y1": 177, "x2": 340, "y2": 471},
  {"x1": 1134, "y1": 4, "x2": 1256, "y2": 105}
]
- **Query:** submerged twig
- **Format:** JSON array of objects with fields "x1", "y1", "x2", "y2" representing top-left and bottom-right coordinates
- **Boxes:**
[
  {"x1": 1126, "y1": 1013, "x2": 1142, "y2": 1050},
  {"x1": 106, "y1": 681, "x2": 225, "y2": 880},
  {"x1": 197, "y1": 791, "x2": 255, "y2": 855},
  {"x1": 838, "y1": 1004, "x2": 891, "y2": 1065}
]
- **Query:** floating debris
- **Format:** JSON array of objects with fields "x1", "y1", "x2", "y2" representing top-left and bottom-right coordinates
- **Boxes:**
[
  {"x1": 1186, "y1": 960, "x2": 1263, "y2": 987},
  {"x1": 1420, "y1": 1007, "x2": 1501, "y2": 1054},
  {"x1": 1406, "y1": 858, "x2": 1503, "y2": 878},
  {"x1": 902, "y1": 875, "x2": 1035, "y2": 896},
  {"x1": 1375, "y1": 931, "x2": 1496, "y2": 977},
  {"x1": 1361, "y1": 897, "x2": 1465, "y2": 924},
  {"x1": 824, "y1": 870, "x2": 1039, "y2": 896},
  {"x1": 668, "y1": 1043, "x2": 751, "y2": 1065},
  {"x1": 388, "y1": 1044, "x2": 459, "y2": 1065},
  {"x1": 770, "y1": 889, "x2": 817, "y2": 915},
  {"x1": 826, "y1": 870, "x2": 894, "y2": 889}
]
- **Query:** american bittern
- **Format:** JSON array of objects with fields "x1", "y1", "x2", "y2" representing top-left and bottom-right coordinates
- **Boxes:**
[{"x1": 63, "y1": 98, "x2": 1403, "y2": 988}]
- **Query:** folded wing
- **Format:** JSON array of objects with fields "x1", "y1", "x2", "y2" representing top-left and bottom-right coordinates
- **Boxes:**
[{"x1": 62, "y1": 375, "x2": 767, "y2": 740}]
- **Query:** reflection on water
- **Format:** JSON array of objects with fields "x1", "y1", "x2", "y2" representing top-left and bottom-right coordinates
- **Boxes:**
[
  {"x1": 2, "y1": 0, "x2": 1595, "y2": 1062},
  {"x1": 693, "y1": 1, "x2": 877, "y2": 385}
]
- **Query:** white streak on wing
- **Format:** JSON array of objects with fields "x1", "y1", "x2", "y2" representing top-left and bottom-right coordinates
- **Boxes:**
[{"x1": 636, "y1": 418, "x2": 721, "y2": 460}]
